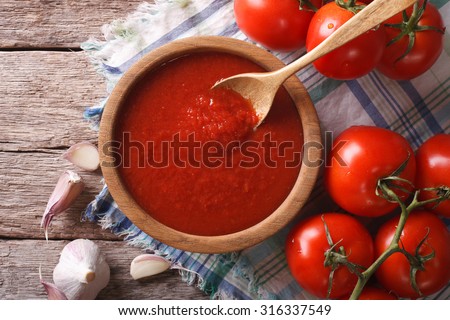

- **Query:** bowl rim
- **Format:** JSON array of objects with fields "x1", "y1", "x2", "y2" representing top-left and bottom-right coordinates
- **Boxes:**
[{"x1": 99, "y1": 36, "x2": 322, "y2": 253}]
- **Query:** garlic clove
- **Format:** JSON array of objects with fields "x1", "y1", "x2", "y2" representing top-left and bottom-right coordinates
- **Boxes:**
[
  {"x1": 53, "y1": 239, "x2": 110, "y2": 300},
  {"x1": 39, "y1": 266, "x2": 67, "y2": 300},
  {"x1": 42, "y1": 171, "x2": 83, "y2": 217},
  {"x1": 62, "y1": 141, "x2": 100, "y2": 171},
  {"x1": 130, "y1": 254, "x2": 171, "y2": 280},
  {"x1": 41, "y1": 171, "x2": 84, "y2": 240},
  {"x1": 41, "y1": 279, "x2": 68, "y2": 300}
]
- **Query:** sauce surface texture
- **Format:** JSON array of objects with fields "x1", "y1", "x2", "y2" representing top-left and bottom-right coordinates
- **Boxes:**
[{"x1": 115, "y1": 52, "x2": 303, "y2": 236}]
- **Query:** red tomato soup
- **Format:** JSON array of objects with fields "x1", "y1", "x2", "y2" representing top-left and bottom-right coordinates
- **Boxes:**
[{"x1": 114, "y1": 52, "x2": 303, "y2": 236}]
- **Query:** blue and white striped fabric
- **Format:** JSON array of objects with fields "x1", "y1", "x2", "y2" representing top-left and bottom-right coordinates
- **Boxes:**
[{"x1": 82, "y1": 0, "x2": 450, "y2": 299}]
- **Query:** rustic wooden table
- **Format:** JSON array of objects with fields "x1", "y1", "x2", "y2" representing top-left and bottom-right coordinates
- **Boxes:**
[{"x1": 0, "y1": 0, "x2": 207, "y2": 300}]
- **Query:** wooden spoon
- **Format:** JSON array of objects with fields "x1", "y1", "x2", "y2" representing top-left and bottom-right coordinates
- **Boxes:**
[{"x1": 214, "y1": 0, "x2": 416, "y2": 126}]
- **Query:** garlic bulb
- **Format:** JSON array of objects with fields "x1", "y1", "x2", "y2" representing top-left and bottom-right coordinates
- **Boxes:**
[
  {"x1": 130, "y1": 254, "x2": 171, "y2": 280},
  {"x1": 53, "y1": 239, "x2": 110, "y2": 300},
  {"x1": 41, "y1": 170, "x2": 84, "y2": 240},
  {"x1": 62, "y1": 141, "x2": 100, "y2": 171}
]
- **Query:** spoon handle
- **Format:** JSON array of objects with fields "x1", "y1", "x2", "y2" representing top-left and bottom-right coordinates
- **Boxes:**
[{"x1": 272, "y1": 0, "x2": 417, "y2": 82}]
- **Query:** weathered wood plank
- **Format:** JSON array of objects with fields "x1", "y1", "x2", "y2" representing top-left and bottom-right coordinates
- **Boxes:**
[
  {"x1": 0, "y1": 239, "x2": 208, "y2": 299},
  {"x1": 0, "y1": 0, "x2": 144, "y2": 49},
  {"x1": 0, "y1": 149, "x2": 118, "y2": 240},
  {"x1": 0, "y1": 51, "x2": 104, "y2": 151},
  {"x1": 0, "y1": 0, "x2": 209, "y2": 300},
  {"x1": 0, "y1": 50, "x2": 120, "y2": 240}
]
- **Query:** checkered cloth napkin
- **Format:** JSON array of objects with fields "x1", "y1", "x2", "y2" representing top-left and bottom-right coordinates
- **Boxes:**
[{"x1": 82, "y1": 0, "x2": 450, "y2": 299}]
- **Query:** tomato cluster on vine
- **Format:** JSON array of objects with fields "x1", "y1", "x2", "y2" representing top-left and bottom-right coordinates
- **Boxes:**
[
  {"x1": 234, "y1": 0, "x2": 445, "y2": 80},
  {"x1": 285, "y1": 127, "x2": 450, "y2": 300},
  {"x1": 233, "y1": 0, "x2": 449, "y2": 299}
]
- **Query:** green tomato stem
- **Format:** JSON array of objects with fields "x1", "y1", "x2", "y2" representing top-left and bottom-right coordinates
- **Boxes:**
[
  {"x1": 298, "y1": 0, "x2": 319, "y2": 12},
  {"x1": 348, "y1": 188, "x2": 439, "y2": 299},
  {"x1": 405, "y1": 1, "x2": 425, "y2": 32},
  {"x1": 335, "y1": 0, "x2": 365, "y2": 14}
]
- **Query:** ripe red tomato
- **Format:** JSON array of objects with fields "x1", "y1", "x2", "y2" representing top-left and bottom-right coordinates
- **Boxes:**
[
  {"x1": 285, "y1": 213, "x2": 374, "y2": 299},
  {"x1": 357, "y1": 286, "x2": 397, "y2": 300},
  {"x1": 375, "y1": 211, "x2": 450, "y2": 298},
  {"x1": 305, "y1": 1, "x2": 385, "y2": 79},
  {"x1": 377, "y1": 2, "x2": 445, "y2": 80},
  {"x1": 324, "y1": 126, "x2": 416, "y2": 217},
  {"x1": 415, "y1": 134, "x2": 450, "y2": 218},
  {"x1": 340, "y1": 286, "x2": 398, "y2": 300},
  {"x1": 234, "y1": 0, "x2": 323, "y2": 51}
]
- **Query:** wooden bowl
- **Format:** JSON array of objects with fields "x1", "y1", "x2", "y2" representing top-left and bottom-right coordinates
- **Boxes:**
[{"x1": 99, "y1": 36, "x2": 321, "y2": 253}]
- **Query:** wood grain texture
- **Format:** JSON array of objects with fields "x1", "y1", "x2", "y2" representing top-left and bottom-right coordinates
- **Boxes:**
[
  {"x1": 0, "y1": 150, "x2": 116, "y2": 240},
  {"x1": 0, "y1": 0, "x2": 208, "y2": 300},
  {"x1": 0, "y1": 51, "x2": 113, "y2": 239},
  {"x1": 0, "y1": 0, "x2": 143, "y2": 49},
  {"x1": 0, "y1": 51, "x2": 103, "y2": 151},
  {"x1": 0, "y1": 240, "x2": 208, "y2": 299}
]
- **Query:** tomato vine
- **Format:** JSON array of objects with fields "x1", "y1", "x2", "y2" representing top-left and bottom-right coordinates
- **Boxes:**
[
  {"x1": 319, "y1": 154, "x2": 450, "y2": 299},
  {"x1": 349, "y1": 186, "x2": 448, "y2": 299}
]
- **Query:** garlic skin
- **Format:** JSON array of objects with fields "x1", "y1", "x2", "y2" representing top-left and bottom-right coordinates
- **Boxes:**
[
  {"x1": 130, "y1": 254, "x2": 171, "y2": 280},
  {"x1": 53, "y1": 239, "x2": 110, "y2": 300},
  {"x1": 39, "y1": 266, "x2": 67, "y2": 300},
  {"x1": 41, "y1": 171, "x2": 84, "y2": 240},
  {"x1": 40, "y1": 279, "x2": 68, "y2": 300},
  {"x1": 62, "y1": 141, "x2": 100, "y2": 171}
]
